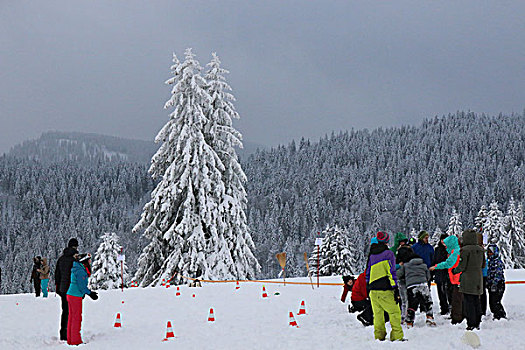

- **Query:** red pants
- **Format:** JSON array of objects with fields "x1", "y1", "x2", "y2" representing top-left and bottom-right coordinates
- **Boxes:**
[{"x1": 67, "y1": 295, "x2": 83, "y2": 345}]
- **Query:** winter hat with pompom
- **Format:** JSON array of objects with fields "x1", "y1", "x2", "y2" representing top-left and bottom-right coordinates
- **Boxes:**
[{"x1": 376, "y1": 231, "x2": 390, "y2": 244}]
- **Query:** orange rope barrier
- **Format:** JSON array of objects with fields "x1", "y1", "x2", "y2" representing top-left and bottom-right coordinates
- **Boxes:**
[
  {"x1": 173, "y1": 274, "x2": 341, "y2": 286},
  {"x1": 174, "y1": 274, "x2": 525, "y2": 286}
]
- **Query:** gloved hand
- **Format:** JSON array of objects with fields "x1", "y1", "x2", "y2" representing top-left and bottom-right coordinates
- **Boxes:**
[
  {"x1": 348, "y1": 305, "x2": 357, "y2": 313},
  {"x1": 393, "y1": 287, "x2": 401, "y2": 305},
  {"x1": 88, "y1": 291, "x2": 99, "y2": 300}
]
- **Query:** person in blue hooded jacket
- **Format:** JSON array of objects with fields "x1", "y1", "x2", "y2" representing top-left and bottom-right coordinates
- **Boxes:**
[
  {"x1": 66, "y1": 253, "x2": 99, "y2": 346},
  {"x1": 487, "y1": 244, "x2": 506, "y2": 320}
]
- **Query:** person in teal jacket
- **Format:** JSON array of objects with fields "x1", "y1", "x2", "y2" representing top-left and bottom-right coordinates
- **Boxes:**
[
  {"x1": 66, "y1": 253, "x2": 99, "y2": 346},
  {"x1": 430, "y1": 235, "x2": 463, "y2": 324}
]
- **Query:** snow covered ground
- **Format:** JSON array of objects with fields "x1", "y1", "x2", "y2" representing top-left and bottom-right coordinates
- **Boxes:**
[{"x1": 1, "y1": 270, "x2": 525, "y2": 350}]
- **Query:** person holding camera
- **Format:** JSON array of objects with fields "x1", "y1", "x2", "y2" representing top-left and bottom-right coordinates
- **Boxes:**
[{"x1": 66, "y1": 253, "x2": 99, "y2": 346}]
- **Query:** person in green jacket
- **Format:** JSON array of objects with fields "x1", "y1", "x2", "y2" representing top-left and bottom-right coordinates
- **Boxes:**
[
  {"x1": 390, "y1": 232, "x2": 409, "y2": 254},
  {"x1": 430, "y1": 235, "x2": 463, "y2": 324},
  {"x1": 453, "y1": 229, "x2": 485, "y2": 330}
]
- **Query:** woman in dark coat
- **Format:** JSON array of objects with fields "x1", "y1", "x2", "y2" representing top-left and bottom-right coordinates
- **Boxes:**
[
  {"x1": 432, "y1": 234, "x2": 452, "y2": 315},
  {"x1": 453, "y1": 229, "x2": 485, "y2": 330}
]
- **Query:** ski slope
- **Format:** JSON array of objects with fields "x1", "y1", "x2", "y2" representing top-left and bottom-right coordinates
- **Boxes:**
[{"x1": 1, "y1": 270, "x2": 525, "y2": 349}]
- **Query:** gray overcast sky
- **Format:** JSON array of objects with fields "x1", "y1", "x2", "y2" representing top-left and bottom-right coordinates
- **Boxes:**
[{"x1": 1, "y1": 1, "x2": 524, "y2": 153}]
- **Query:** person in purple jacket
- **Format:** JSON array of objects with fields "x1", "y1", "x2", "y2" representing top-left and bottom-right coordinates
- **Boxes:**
[{"x1": 366, "y1": 231, "x2": 404, "y2": 342}]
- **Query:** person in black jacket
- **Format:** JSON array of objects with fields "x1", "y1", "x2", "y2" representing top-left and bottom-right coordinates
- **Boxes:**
[
  {"x1": 432, "y1": 234, "x2": 452, "y2": 315},
  {"x1": 30, "y1": 256, "x2": 42, "y2": 297},
  {"x1": 55, "y1": 238, "x2": 79, "y2": 342}
]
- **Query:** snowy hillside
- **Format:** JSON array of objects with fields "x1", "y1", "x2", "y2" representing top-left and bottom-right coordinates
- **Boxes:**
[{"x1": 2, "y1": 271, "x2": 525, "y2": 350}]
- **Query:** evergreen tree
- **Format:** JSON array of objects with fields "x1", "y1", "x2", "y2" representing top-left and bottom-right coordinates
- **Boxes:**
[
  {"x1": 430, "y1": 226, "x2": 443, "y2": 246},
  {"x1": 134, "y1": 49, "x2": 258, "y2": 286},
  {"x1": 308, "y1": 225, "x2": 357, "y2": 276},
  {"x1": 204, "y1": 53, "x2": 259, "y2": 279},
  {"x1": 485, "y1": 201, "x2": 513, "y2": 268},
  {"x1": 506, "y1": 199, "x2": 525, "y2": 268},
  {"x1": 447, "y1": 209, "x2": 462, "y2": 237},
  {"x1": 90, "y1": 232, "x2": 127, "y2": 290},
  {"x1": 475, "y1": 205, "x2": 489, "y2": 232}
]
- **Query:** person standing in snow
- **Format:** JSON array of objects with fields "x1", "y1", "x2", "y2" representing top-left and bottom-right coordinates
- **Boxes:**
[
  {"x1": 486, "y1": 244, "x2": 507, "y2": 320},
  {"x1": 452, "y1": 229, "x2": 485, "y2": 330},
  {"x1": 66, "y1": 253, "x2": 99, "y2": 346},
  {"x1": 55, "y1": 238, "x2": 79, "y2": 341},
  {"x1": 366, "y1": 231, "x2": 404, "y2": 341},
  {"x1": 432, "y1": 234, "x2": 452, "y2": 315},
  {"x1": 478, "y1": 233, "x2": 488, "y2": 316},
  {"x1": 390, "y1": 233, "x2": 409, "y2": 323},
  {"x1": 430, "y1": 235, "x2": 464, "y2": 325},
  {"x1": 396, "y1": 248, "x2": 436, "y2": 327},
  {"x1": 37, "y1": 257, "x2": 50, "y2": 298},
  {"x1": 30, "y1": 256, "x2": 42, "y2": 297},
  {"x1": 412, "y1": 231, "x2": 435, "y2": 286}
]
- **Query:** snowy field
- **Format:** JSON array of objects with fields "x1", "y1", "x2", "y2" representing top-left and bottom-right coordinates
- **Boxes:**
[{"x1": 1, "y1": 270, "x2": 525, "y2": 350}]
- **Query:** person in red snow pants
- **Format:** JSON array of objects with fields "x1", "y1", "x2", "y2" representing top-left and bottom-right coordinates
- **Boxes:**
[
  {"x1": 67, "y1": 295, "x2": 83, "y2": 345},
  {"x1": 66, "y1": 253, "x2": 99, "y2": 346}
]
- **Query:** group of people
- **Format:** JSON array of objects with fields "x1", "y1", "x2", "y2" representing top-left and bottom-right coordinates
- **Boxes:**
[
  {"x1": 341, "y1": 229, "x2": 507, "y2": 341},
  {"x1": 30, "y1": 256, "x2": 50, "y2": 298},
  {"x1": 31, "y1": 238, "x2": 99, "y2": 346}
]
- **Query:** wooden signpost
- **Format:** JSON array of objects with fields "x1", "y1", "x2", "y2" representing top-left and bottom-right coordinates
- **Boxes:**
[{"x1": 276, "y1": 252, "x2": 287, "y2": 286}]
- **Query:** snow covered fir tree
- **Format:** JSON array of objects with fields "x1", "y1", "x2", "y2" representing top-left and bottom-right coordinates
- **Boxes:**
[
  {"x1": 90, "y1": 232, "x2": 127, "y2": 290},
  {"x1": 308, "y1": 225, "x2": 365, "y2": 276},
  {"x1": 133, "y1": 49, "x2": 259, "y2": 286}
]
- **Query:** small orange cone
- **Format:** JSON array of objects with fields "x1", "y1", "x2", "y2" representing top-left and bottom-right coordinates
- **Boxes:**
[
  {"x1": 121, "y1": 300, "x2": 125, "y2": 304},
  {"x1": 208, "y1": 308, "x2": 215, "y2": 322},
  {"x1": 289, "y1": 311, "x2": 299, "y2": 328},
  {"x1": 161, "y1": 278, "x2": 166, "y2": 286},
  {"x1": 114, "y1": 313, "x2": 122, "y2": 328},
  {"x1": 262, "y1": 286, "x2": 268, "y2": 298},
  {"x1": 192, "y1": 294, "x2": 196, "y2": 298},
  {"x1": 162, "y1": 321, "x2": 175, "y2": 341},
  {"x1": 236, "y1": 281, "x2": 240, "y2": 290},
  {"x1": 297, "y1": 300, "x2": 307, "y2": 315},
  {"x1": 166, "y1": 281, "x2": 170, "y2": 288},
  {"x1": 176, "y1": 286, "x2": 181, "y2": 297}
]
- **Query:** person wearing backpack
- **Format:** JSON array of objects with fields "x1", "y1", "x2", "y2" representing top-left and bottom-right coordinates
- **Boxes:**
[{"x1": 37, "y1": 258, "x2": 51, "y2": 298}]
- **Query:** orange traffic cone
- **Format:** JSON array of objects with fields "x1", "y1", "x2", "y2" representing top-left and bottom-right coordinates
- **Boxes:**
[
  {"x1": 162, "y1": 321, "x2": 175, "y2": 341},
  {"x1": 236, "y1": 281, "x2": 240, "y2": 290},
  {"x1": 208, "y1": 308, "x2": 216, "y2": 322},
  {"x1": 176, "y1": 286, "x2": 181, "y2": 297},
  {"x1": 192, "y1": 294, "x2": 196, "y2": 298},
  {"x1": 297, "y1": 300, "x2": 307, "y2": 315},
  {"x1": 161, "y1": 278, "x2": 166, "y2": 286},
  {"x1": 114, "y1": 313, "x2": 122, "y2": 328},
  {"x1": 262, "y1": 286, "x2": 268, "y2": 298},
  {"x1": 289, "y1": 312, "x2": 299, "y2": 328}
]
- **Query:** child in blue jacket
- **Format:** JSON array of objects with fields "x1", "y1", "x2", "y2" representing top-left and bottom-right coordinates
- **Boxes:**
[{"x1": 487, "y1": 244, "x2": 506, "y2": 320}]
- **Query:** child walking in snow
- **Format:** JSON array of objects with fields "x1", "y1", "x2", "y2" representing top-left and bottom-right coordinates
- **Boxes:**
[
  {"x1": 397, "y1": 248, "x2": 435, "y2": 327},
  {"x1": 486, "y1": 244, "x2": 507, "y2": 320}
]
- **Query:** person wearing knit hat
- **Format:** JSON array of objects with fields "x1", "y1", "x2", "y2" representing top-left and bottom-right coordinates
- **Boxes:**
[
  {"x1": 55, "y1": 238, "x2": 80, "y2": 341},
  {"x1": 412, "y1": 231, "x2": 434, "y2": 269},
  {"x1": 376, "y1": 231, "x2": 390, "y2": 244},
  {"x1": 366, "y1": 232, "x2": 404, "y2": 341}
]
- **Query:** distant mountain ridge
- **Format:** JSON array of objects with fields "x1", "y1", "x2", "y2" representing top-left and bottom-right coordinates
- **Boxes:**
[{"x1": 9, "y1": 131, "x2": 264, "y2": 163}]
